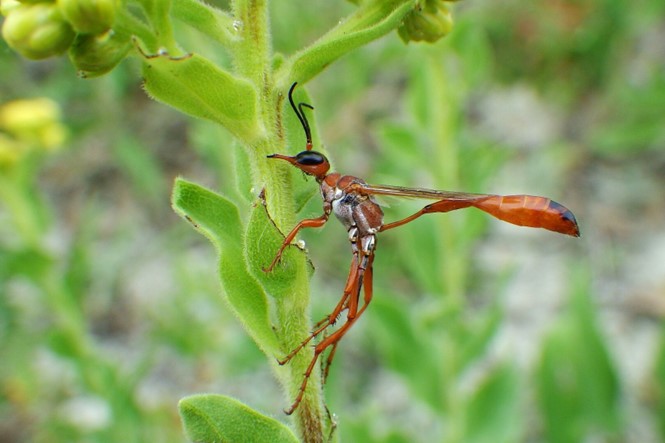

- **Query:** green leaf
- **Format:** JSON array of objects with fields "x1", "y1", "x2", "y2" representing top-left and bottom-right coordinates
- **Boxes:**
[
  {"x1": 171, "y1": 178, "x2": 279, "y2": 356},
  {"x1": 179, "y1": 394, "x2": 298, "y2": 443},
  {"x1": 48, "y1": 328, "x2": 87, "y2": 358},
  {"x1": 244, "y1": 196, "x2": 310, "y2": 297},
  {"x1": 371, "y1": 296, "x2": 445, "y2": 411},
  {"x1": 536, "y1": 323, "x2": 585, "y2": 443},
  {"x1": 569, "y1": 287, "x2": 621, "y2": 431},
  {"x1": 464, "y1": 365, "x2": 521, "y2": 443},
  {"x1": 113, "y1": 135, "x2": 166, "y2": 205},
  {"x1": 448, "y1": 19, "x2": 493, "y2": 86},
  {"x1": 459, "y1": 298, "x2": 503, "y2": 372},
  {"x1": 653, "y1": 325, "x2": 665, "y2": 441},
  {"x1": 0, "y1": 246, "x2": 52, "y2": 281},
  {"x1": 171, "y1": 0, "x2": 236, "y2": 46},
  {"x1": 535, "y1": 272, "x2": 622, "y2": 443},
  {"x1": 278, "y1": 0, "x2": 415, "y2": 85},
  {"x1": 141, "y1": 52, "x2": 261, "y2": 142},
  {"x1": 242, "y1": 192, "x2": 324, "y2": 424}
]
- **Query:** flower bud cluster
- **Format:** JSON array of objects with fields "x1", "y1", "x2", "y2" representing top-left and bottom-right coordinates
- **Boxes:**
[
  {"x1": 1, "y1": 0, "x2": 129, "y2": 77},
  {"x1": 398, "y1": 0, "x2": 457, "y2": 44},
  {"x1": 1, "y1": 1, "x2": 75, "y2": 59},
  {"x1": 0, "y1": 98, "x2": 66, "y2": 168}
]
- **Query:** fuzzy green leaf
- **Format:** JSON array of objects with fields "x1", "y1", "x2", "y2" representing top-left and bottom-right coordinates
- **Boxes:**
[
  {"x1": 244, "y1": 197, "x2": 310, "y2": 298},
  {"x1": 278, "y1": 0, "x2": 415, "y2": 85},
  {"x1": 142, "y1": 52, "x2": 261, "y2": 142},
  {"x1": 171, "y1": 0, "x2": 236, "y2": 46},
  {"x1": 179, "y1": 394, "x2": 298, "y2": 443},
  {"x1": 171, "y1": 178, "x2": 279, "y2": 356}
]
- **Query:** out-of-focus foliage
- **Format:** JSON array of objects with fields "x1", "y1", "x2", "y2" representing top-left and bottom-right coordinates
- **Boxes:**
[{"x1": 481, "y1": 0, "x2": 665, "y2": 156}]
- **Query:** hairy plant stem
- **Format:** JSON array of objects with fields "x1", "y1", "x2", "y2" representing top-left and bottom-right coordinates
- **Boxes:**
[{"x1": 231, "y1": 0, "x2": 325, "y2": 440}]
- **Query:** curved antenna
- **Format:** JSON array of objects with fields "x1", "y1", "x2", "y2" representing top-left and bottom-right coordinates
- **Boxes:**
[{"x1": 288, "y1": 82, "x2": 314, "y2": 150}]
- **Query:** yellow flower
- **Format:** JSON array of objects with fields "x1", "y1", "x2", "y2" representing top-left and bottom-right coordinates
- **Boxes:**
[
  {"x1": 0, "y1": 133, "x2": 24, "y2": 168},
  {"x1": 0, "y1": 98, "x2": 67, "y2": 152},
  {"x1": 0, "y1": 0, "x2": 22, "y2": 17},
  {"x1": 398, "y1": 0, "x2": 455, "y2": 44}
]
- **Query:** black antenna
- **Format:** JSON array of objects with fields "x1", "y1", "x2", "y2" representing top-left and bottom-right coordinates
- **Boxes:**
[{"x1": 288, "y1": 82, "x2": 313, "y2": 150}]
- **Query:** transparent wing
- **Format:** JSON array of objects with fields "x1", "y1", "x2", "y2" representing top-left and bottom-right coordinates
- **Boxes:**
[
  {"x1": 354, "y1": 182, "x2": 579, "y2": 237},
  {"x1": 356, "y1": 182, "x2": 493, "y2": 201}
]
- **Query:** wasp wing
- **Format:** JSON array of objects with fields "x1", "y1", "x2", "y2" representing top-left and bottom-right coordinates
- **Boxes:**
[
  {"x1": 356, "y1": 182, "x2": 494, "y2": 201},
  {"x1": 355, "y1": 183, "x2": 579, "y2": 237}
]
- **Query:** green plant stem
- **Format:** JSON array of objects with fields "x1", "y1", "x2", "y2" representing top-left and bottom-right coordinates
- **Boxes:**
[
  {"x1": 328, "y1": 0, "x2": 414, "y2": 37},
  {"x1": 229, "y1": 0, "x2": 326, "y2": 439},
  {"x1": 425, "y1": 52, "x2": 466, "y2": 313},
  {"x1": 43, "y1": 268, "x2": 147, "y2": 441},
  {"x1": 231, "y1": 0, "x2": 271, "y2": 85},
  {"x1": 275, "y1": 0, "x2": 415, "y2": 88},
  {"x1": 171, "y1": 0, "x2": 238, "y2": 46},
  {"x1": 0, "y1": 174, "x2": 43, "y2": 248},
  {"x1": 422, "y1": 52, "x2": 467, "y2": 443},
  {"x1": 252, "y1": 94, "x2": 326, "y2": 443},
  {"x1": 0, "y1": 173, "x2": 90, "y2": 366},
  {"x1": 135, "y1": 0, "x2": 181, "y2": 54},
  {"x1": 115, "y1": 8, "x2": 159, "y2": 51},
  {"x1": 41, "y1": 270, "x2": 90, "y2": 354}
]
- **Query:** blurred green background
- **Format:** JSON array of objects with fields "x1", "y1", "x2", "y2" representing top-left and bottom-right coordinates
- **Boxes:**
[{"x1": 2, "y1": 0, "x2": 665, "y2": 442}]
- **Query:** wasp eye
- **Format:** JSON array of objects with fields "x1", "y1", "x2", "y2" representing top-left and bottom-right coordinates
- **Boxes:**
[{"x1": 295, "y1": 151, "x2": 327, "y2": 166}]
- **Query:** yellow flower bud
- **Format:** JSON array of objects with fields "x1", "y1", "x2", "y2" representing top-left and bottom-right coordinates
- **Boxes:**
[
  {"x1": 69, "y1": 29, "x2": 130, "y2": 77},
  {"x1": 1, "y1": 2, "x2": 75, "y2": 59},
  {"x1": 0, "y1": 98, "x2": 66, "y2": 150},
  {"x1": 16, "y1": 0, "x2": 55, "y2": 4},
  {"x1": 38, "y1": 122, "x2": 67, "y2": 149},
  {"x1": 398, "y1": 0, "x2": 454, "y2": 44},
  {"x1": 0, "y1": 133, "x2": 24, "y2": 168},
  {"x1": 58, "y1": 0, "x2": 116, "y2": 35},
  {"x1": 1, "y1": 0, "x2": 22, "y2": 16}
]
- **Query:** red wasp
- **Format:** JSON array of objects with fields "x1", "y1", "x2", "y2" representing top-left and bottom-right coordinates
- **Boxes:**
[{"x1": 265, "y1": 83, "x2": 580, "y2": 414}]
